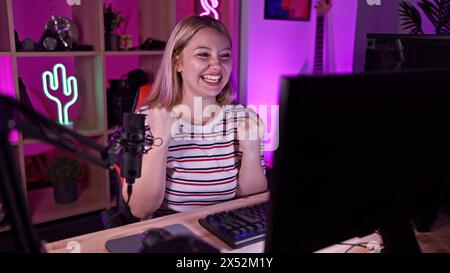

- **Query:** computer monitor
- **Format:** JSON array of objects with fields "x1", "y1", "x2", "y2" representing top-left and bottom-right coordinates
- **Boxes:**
[
  {"x1": 265, "y1": 69, "x2": 450, "y2": 253},
  {"x1": 365, "y1": 35, "x2": 450, "y2": 72}
]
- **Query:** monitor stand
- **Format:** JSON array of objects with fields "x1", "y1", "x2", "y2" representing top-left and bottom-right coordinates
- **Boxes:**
[{"x1": 379, "y1": 211, "x2": 421, "y2": 253}]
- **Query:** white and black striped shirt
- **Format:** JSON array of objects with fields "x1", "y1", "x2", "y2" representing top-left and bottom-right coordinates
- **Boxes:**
[{"x1": 136, "y1": 104, "x2": 265, "y2": 217}]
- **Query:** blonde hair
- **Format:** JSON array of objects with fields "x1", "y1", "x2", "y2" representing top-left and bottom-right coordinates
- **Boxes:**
[{"x1": 145, "y1": 15, "x2": 234, "y2": 109}]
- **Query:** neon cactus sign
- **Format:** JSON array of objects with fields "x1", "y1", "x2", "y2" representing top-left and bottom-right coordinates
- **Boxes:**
[
  {"x1": 199, "y1": 0, "x2": 219, "y2": 20},
  {"x1": 42, "y1": 63, "x2": 79, "y2": 126}
]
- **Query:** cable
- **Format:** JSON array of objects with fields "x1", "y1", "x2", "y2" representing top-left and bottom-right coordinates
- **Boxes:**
[
  {"x1": 101, "y1": 161, "x2": 134, "y2": 228},
  {"x1": 336, "y1": 242, "x2": 367, "y2": 253},
  {"x1": 126, "y1": 183, "x2": 133, "y2": 207},
  {"x1": 102, "y1": 184, "x2": 134, "y2": 229},
  {"x1": 338, "y1": 241, "x2": 383, "y2": 253},
  {"x1": 345, "y1": 245, "x2": 357, "y2": 253}
]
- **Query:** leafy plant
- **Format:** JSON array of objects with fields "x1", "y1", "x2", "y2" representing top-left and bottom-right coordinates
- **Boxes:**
[
  {"x1": 399, "y1": 1, "x2": 424, "y2": 34},
  {"x1": 399, "y1": 0, "x2": 450, "y2": 34},
  {"x1": 46, "y1": 157, "x2": 84, "y2": 188},
  {"x1": 104, "y1": 4, "x2": 125, "y2": 33}
]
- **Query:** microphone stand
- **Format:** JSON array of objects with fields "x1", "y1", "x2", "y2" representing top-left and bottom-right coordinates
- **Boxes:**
[
  {"x1": 0, "y1": 95, "x2": 139, "y2": 253},
  {"x1": 0, "y1": 98, "x2": 43, "y2": 253}
]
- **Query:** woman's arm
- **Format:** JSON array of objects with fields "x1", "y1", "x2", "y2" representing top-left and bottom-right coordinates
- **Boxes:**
[
  {"x1": 122, "y1": 144, "x2": 169, "y2": 219},
  {"x1": 122, "y1": 107, "x2": 177, "y2": 219},
  {"x1": 236, "y1": 110, "x2": 268, "y2": 197},
  {"x1": 236, "y1": 144, "x2": 268, "y2": 197}
]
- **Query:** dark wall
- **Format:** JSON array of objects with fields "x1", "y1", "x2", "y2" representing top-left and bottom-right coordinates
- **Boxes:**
[{"x1": 353, "y1": 0, "x2": 402, "y2": 72}]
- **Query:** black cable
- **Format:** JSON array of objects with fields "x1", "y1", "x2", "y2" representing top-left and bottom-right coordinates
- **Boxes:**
[
  {"x1": 337, "y1": 242, "x2": 370, "y2": 253},
  {"x1": 338, "y1": 242, "x2": 367, "y2": 247},
  {"x1": 102, "y1": 187, "x2": 133, "y2": 228},
  {"x1": 338, "y1": 241, "x2": 384, "y2": 253},
  {"x1": 345, "y1": 245, "x2": 357, "y2": 253},
  {"x1": 126, "y1": 182, "x2": 133, "y2": 206}
]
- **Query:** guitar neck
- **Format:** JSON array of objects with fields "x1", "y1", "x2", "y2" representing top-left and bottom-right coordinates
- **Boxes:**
[{"x1": 313, "y1": 15, "x2": 325, "y2": 75}]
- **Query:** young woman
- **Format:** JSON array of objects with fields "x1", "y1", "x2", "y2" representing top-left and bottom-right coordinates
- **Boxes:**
[{"x1": 124, "y1": 15, "x2": 267, "y2": 219}]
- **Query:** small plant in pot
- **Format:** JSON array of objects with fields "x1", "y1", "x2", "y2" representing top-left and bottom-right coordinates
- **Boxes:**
[
  {"x1": 104, "y1": 4, "x2": 124, "y2": 51},
  {"x1": 47, "y1": 157, "x2": 84, "y2": 204}
]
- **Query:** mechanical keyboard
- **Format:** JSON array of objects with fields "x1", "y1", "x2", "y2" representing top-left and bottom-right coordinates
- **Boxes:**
[{"x1": 198, "y1": 201, "x2": 269, "y2": 248}]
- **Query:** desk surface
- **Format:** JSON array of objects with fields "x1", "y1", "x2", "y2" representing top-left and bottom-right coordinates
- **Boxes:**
[{"x1": 45, "y1": 192, "x2": 381, "y2": 253}]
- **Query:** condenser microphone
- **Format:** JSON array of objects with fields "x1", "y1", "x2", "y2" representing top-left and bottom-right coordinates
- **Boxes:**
[
  {"x1": 108, "y1": 113, "x2": 158, "y2": 204},
  {"x1": 120, "y1": 113, "x2": 147, "y2": 183}
]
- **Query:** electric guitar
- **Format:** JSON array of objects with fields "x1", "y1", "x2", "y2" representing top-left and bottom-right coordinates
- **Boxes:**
[{"x1": 313, "y1": 0, "x2": 332, "y2": 75}]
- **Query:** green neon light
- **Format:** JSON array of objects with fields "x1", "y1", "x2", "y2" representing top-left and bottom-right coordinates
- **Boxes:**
[{"x1": 42, "y1": 63, "x2": 79, "y2": 126}]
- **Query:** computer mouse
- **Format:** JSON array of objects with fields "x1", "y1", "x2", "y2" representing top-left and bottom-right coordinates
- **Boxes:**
[{"x1": 140, "y1": 228, "x2": 173, "y2": 249}]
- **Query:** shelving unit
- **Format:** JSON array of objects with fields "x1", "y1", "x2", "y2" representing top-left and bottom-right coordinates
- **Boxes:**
[
  {"x1": 26, "y1": 136, "x2": 109, "y2": 224},
  {"x1": 0, "y1": 0, "x2": 11, "y2": 53},
  {"x1": 0, "y1": 145, "x2": 21, "y2": 232},
  {"x1": 0, "y1": 0, "x2": 241, "y2": 233},
  {"x1": 15, "y1": 52, "x2": 100, "y2": 57},
  {"x1": 104, "y1": 50, "x2": 164, "y2": 56}
]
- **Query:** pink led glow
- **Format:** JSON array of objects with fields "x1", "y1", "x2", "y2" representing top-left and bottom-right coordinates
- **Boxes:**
[
  {"x1": 0, "y1": 57, "x2": 14, "y2": 97},
  {"x1": 242, "y1": 0, "x2": 358, "y2": 164},
  {"x1": 12, "y1": 0, "x2": 72, "y2": 45},
  {"x1": 0, "y1": 56, "x2": 18, "y2": 143},
  {"x1": 199, "y1": 0, "x2": 219, "y2": 20}
]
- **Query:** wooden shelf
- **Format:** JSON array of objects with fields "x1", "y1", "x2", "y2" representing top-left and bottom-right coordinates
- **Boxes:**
[
  {"x1": 0, "y1": 0, "x2": 173, "y2": 230},
  {"x1": 22, "y1": 129, "x2": 105, "y2": 145},
  {"x1": 105, "y1": 50, "x2": 164, "y2": 56},
  {"x1": 28, "y1": 187, "x2": 108, "y2": 224},
  {"x1": 76, "y1": 129, "x2": 106, "y2": 137},
  {"x1": 0, "y1": 0, "x2": 10, "y2": 52},
  {"x1": 15, "y1": 51, "x2": 100, "y2": 57},
  {"x1": 0, "y1": 0, "x2": 241, "y2": 229}
]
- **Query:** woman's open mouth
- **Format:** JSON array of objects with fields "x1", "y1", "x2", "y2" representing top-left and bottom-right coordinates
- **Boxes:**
[{"x1": 201, "y1": 74, "x2": 223, "y2": 85}]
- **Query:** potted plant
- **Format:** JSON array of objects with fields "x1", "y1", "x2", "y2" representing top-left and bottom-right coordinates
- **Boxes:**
[
  {"x1": 104, "y1": 4, "x2": 124, "y2": 51},
  {"x1": 47, "y1": 157, "x2": 84, "y2": 204},
  {"x1": 399, "y1": 0, "x2": 450, "y2": 34}
]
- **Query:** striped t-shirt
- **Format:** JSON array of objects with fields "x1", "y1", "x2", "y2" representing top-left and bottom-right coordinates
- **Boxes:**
[{"x1": 136, "y1": 104, "x2": 265, "y2": 217}]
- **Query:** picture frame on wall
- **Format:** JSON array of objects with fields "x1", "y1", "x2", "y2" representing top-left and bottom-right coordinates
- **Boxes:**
[{"x1": 264, "y1": 0, "x2": 311, "y2": 21}]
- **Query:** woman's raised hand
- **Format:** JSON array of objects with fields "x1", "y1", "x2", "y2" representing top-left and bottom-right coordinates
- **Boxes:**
[{"x1": 147, "y1": 106, "x2": 179, "y2": 147}]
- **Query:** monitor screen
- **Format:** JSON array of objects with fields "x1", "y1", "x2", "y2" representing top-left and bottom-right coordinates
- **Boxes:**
[
  {"x1": 365, "y1": 35, "x2": 450, "y2": 72},
  {"x1": 266, "y1": 69, "x2": 450, "y2": 253}
]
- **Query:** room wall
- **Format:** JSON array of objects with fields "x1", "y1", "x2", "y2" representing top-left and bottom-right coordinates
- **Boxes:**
[
  {"x1": 353, "y1": 0, "x2": 436, "y2": 72},
  {"x1": 353, "y1": 0, "x2": 402, "y2": 72},
  {"x1": 240, "y1": 0, "x2": 359, "y2": 165}
]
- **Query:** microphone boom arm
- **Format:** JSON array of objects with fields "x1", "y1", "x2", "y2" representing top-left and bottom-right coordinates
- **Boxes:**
[
  {"x1": 0, "y1": 94, "x2": 136, "y2": 253},
  {"x1": 4, "y1": 95, "x2": 111, "y2": 168}
]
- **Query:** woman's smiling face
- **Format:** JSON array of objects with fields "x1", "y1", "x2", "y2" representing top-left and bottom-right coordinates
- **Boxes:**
[{"x1": 176, "y1": 27, "x2": 232, "y2": 100}]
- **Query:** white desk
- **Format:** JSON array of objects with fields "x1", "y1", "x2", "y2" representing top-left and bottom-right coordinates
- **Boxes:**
[{"x1": 45, "y1": 192, "x2": 382, "y2": 253}]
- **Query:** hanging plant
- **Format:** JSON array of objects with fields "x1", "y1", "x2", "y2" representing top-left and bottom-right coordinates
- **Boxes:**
[{"x1": 399, "y1": 0, "x2": 450, "y2": 34}]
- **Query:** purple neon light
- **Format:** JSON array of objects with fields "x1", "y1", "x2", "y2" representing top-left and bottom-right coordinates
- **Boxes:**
[
  {"x1": 244, "y1": 0, "x2": 358, "y2": 164},
  {"x1": 0, "y1": 56, "x2": 18, "y2": 143}
]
